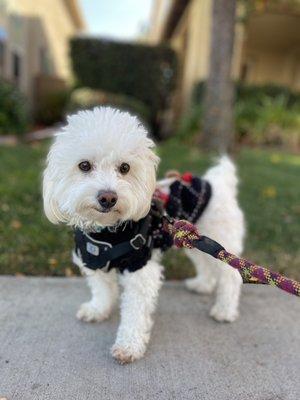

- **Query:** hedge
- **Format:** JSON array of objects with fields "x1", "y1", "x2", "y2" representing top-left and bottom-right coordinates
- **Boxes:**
[
  {"x1": 35, "y1": 89, "x2": 71, "y2": 126},
  {"x1": 193, "y1": 81, "x2": 300, "y2": 106},
  {"x1": 0, "y1": 79, "x2": 29, "y2": 135},
  {"x1": 70, "y1": 38, "x2": 177, "y2": 133},
  {"x1": 181, "y1": 81, "x2": 300, "y2": 147}
]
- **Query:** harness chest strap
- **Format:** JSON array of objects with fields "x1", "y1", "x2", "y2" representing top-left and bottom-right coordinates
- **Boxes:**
[
  {"x1": 74, "y1": 176, "x2": 212, "y2": 273},
  {"x1": 74, "y1": 214, "x2": 153, "y2": 271}
]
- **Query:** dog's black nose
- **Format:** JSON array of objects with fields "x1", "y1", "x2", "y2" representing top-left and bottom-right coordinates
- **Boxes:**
[{"x1": 97, "y1": 191, "x2": 118, "y2": 210}]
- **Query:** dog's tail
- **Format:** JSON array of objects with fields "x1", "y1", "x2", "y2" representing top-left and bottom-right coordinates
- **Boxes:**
[{"x1": 204, "y1": 155, "x2": 239, "y2": 195}]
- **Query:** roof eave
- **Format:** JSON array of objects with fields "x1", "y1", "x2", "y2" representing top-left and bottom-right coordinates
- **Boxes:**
[
  {"x1": 64, "y1": 0, "x2": 85, "y2": 30},
  {"x1": 162, "y1": 0, "x2": 191, "y2": 40}
]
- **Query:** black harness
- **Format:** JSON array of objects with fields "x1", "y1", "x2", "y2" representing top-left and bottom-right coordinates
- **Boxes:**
[{"x1": 74, "y1": 176, "x2": 211, "y2": 273}]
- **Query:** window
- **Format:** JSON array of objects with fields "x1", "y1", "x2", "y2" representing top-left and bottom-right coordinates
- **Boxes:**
[
  {"x1": 12, "y1": 51, "x2": 21, "y2": 84},
  {"x1": 0, "y1": 40, "x2": 5, "y2": 74},
  {"x1": 40, "y1": 47, "x2": 52, "y2": 74},
  {"x1": 0, "y1": 26, "x2": 7, "y2": 75},
  {"x1": 240, "y1": 64, "x2": 248, "y2": 82}
]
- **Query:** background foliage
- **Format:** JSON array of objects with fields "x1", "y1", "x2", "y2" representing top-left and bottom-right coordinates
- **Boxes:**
[
  {"x1": 0, "y1": 79, "x2": 29, "y2": 135},
  {"x1": 35, "y1": 89, "x2": 71, "y2": 126},
  {"x1": 177, "y1": 81, "x2": 300, "y2": 148},
  {"x1": 70, "y1": 38, "x2": 177, "y2": 135}
]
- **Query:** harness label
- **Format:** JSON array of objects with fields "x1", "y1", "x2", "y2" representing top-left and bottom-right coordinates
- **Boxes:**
[{"x1": 86, "y1": 242, "x2": 99, "y2": 256}]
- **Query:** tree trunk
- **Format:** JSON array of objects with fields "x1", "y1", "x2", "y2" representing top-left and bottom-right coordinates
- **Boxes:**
[{"x1": 202, "y1": 0, "x2": 236, "y2": 152}]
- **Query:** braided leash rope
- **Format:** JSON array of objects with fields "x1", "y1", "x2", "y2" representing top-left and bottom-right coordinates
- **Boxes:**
[{"x1": 163, "y1": 218, "x2": 300, "y2": 297}]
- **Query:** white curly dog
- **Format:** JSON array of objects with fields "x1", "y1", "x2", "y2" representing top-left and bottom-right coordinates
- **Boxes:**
[{"x1": 43, "y1": 107, "x2": 245, "y2": 364}]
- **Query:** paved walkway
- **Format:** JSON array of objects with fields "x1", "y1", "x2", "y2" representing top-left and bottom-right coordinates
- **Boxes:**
[{"x1": 0, "y1": 277, "x2": 299, "y2": 400}]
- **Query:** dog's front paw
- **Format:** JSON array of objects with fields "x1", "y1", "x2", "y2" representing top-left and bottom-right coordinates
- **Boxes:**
[
  {"x1": 185, "y1": 277, "x2": 216, "y2": 295},
  {"x1": 76, "y1": 302, "x2": 110, "y2": 323},
  {"x1": 111, "y1": 342, "x2": 146, "y2": 364},
  {"x1": 209, "y1": 303, "x2": 239, "y2": 323}
]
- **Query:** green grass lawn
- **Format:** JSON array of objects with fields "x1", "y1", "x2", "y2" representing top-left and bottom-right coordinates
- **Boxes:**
[{"x1": 0, "y1": 140, "x2": 299, "y2": 280}]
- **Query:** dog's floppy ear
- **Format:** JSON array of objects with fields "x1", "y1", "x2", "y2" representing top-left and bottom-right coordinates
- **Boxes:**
[
  {"x1": 145, "y1": 138, "x2": 160, "y2": 170},
  {"x1": 43, "y1": 162, "x2": 66, "y2": 224},
  {"x1": 147, "y1": 148, "x2": 160, "y2": 171}
]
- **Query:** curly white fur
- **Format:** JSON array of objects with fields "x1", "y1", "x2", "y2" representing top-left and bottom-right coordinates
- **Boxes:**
[
  {"x1": 185, "y1": 156, "x2": 245, "y2": 322},
  {"x1": 43, "y1": 106, "x2": 245, "y2": 364},
  {"x1": 43, "y1": 107, "x2": 159, "y2": 230}
]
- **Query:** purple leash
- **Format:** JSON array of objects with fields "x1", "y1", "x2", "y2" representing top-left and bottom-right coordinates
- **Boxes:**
[{"x1": 163, "y1": 218, "x2": 300, "y2": 297}]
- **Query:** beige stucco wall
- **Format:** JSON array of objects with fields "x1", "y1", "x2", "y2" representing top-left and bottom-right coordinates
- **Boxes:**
[
  {"x1": 170, "y1": 0, "x2": 247, "y2": 111},
  {"x1": 0, "y1": 1, "x2": 30, "y2": 95},
  {"x1": 0, "y1": 0, "x2": 83, "y2": 104},
  {"x1": 242, "y1": 49, "x2": 300, "y2": 90},
  {"x1": 150, "y1": 0, "x2": 300, "y2": 111},
  {"x1": 241, "y1": 13, "x2": 300, "y2": 90},
  {"x1": 147, "y1": 0, "x2": 172, "y2": 44},
  {"x1": 170, "y1": 0, "x2": 212, "y2": 111}
]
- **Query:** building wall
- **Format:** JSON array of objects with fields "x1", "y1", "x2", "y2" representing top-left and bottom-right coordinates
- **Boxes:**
[
  {"x1": 150, "y1": 0, "x2": 300, "y2": 112},
  {"x1": 148, "y1": 0, "x2": 172, "y2": 43},
  {"x1": 242, "y1": 49, "x2": 300, "y2": 90},
  {"x1": 0, "y1": 2, "x2": 30, "y2": 95},
  {"x1": 241, "y1": 13, "x2": 300, "y2": 90},
  {"x1": 0, "y1": 0, "x2": 83, "y2": 106},
  {"x1": 170, "y1": 0, "x2": 212, "y2": 111},
  {"x1": 170, "y1": 0, "x2": 247, "y2": 111}
]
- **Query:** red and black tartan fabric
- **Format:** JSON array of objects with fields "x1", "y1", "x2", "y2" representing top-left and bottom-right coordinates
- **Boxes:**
[{"x1": 164, "y1": 174, "x2": 212, "y2": 223}]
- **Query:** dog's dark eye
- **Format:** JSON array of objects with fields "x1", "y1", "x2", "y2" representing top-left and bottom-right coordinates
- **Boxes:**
[
  {"x1": 78, "y1": 161, "x2": 92, "y2": 172},
  {"x1": 119, "y1": 163, "x2": 130, "y2": 175}
]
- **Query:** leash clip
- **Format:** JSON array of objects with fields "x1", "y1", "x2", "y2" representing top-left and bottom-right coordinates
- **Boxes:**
[
  {"x1": 162, "y1": 214, "x2": 174, "y2": 225},
  {"x1": 161, "y1": 214, "x2": 175, "y2": 234}
]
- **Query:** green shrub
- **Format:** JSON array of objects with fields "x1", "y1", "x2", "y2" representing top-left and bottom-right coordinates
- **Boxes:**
[
  {"x1": 67, "y1": 87, "x2": 151, "y2": 127},
  {"x1": 193, "y1": 81, "x2": 300, "y2": 106},
  {"x1": 186, "y1": 81, "x2": 300, "y2": 147},
  {"x1": 176, "y1": 104, "x2": 203, "y2": 143},
  {"x1": 0, "y1": 79, "x2": 29, "y2": 135},
  {"x1": 236, "y1": 94, "x2": 300, "y2": 146},
  {"x1": 35, "y1": 89, "x2": 70, "y2": 126},
  {"x1": 236, "y1": 82, "x2": 300, "y2": 107},
  {"x1": 70, "y1": 38, "x2": 177, "y2": 135}
]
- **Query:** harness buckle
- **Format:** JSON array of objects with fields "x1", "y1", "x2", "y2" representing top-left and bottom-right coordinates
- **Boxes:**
[{"x1": 130, "y1": 234, "x2": 146, "y2": 250}]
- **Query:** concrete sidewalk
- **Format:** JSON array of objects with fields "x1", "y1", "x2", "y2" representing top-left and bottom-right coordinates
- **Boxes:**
[{"x1": 0, "y1": 277, "x2": 299, "y2": 400}]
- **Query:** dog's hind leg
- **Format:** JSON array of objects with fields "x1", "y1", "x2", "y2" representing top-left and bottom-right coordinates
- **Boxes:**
[
  {"x1": 112, "y1": 255, "x2": 163, "y2": 364},
  {"x1": 185, "y1": 249, "x2": 217, "y2": 294},
  {"x1": 77, "y1": 269, "x2": 119, "y2": 323},
  {"x1": 185, "y1": 250, "x2": 242, "y2": 322},
  {"x1": 209, "y1": 263, "x2": 242, "y2": 322}
]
